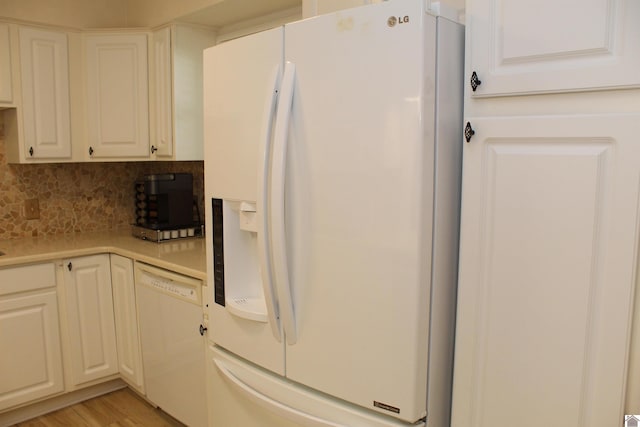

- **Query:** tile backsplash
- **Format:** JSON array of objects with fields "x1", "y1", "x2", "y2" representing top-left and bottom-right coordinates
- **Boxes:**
[{"x1": 0, "y1": 123, "x2": 204, "y2": 241}]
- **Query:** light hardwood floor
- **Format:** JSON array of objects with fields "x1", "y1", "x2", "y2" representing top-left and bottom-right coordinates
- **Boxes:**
[{"x1": 12, "y1": 388, "x2": 186, "y2": 427}]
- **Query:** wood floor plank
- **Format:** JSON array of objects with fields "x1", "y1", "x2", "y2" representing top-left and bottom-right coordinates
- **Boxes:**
[{"x1": 12, "y1": 388, "x2": 185, "y2": 427}]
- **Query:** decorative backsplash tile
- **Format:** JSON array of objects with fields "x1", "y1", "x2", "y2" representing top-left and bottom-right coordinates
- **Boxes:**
[{"x1": 0, "y1": 123, "x2": 204, "y2": 241}]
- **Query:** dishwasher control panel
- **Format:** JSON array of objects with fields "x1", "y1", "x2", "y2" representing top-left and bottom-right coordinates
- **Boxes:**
[
  {"x1": 140, "y1": 272, "x2": 198, "y2": 301},
  {"x1": 135, "y1": 263, "x2": 202, "y2": 305}
]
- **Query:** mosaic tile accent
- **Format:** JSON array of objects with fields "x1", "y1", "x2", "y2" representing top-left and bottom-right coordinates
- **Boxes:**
[{"x1": 0, "y1": 122, "x2": 204, "y2": 240}]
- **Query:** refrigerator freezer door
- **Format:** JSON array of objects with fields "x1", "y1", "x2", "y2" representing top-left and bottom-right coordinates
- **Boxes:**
[
  {"x1": 204, "y1": 28, "x2": 286, "y2": 375},
  {"x1": 209, "y1": 346, "x2": 424, "y2": 427},
  {"x1": 282, "y1": 1, "x2": 437, "y2": 422}
]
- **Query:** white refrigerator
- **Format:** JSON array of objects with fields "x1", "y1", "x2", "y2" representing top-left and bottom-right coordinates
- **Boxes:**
[{"x1": 203, "y1": 1, "x2": 464, "y2": 426}]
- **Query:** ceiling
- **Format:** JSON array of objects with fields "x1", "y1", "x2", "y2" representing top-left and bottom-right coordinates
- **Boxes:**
[{"x1": 176, "y1": 0, "x2": 302, "y2": 28}]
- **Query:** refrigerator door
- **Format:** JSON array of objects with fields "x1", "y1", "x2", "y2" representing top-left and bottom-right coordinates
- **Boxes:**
[
  {"x1": 204, "y1": 27, "x2": 282, "y2": 204},
  {"x1": 280, "y1": 1, "x2": 437, "y2": 422},
  {"x1": 203, "y1": 28, "x2": 285, "y2": 375},
  {"x1": 208, "y1": 345, "x2": 424, "y2": 427}
]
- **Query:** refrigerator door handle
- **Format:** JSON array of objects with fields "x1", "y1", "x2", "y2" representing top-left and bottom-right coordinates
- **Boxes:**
[
  {"x1": 270, "y1": 61, "x2": 298, "y2": 344},
  {"x1": 214, "y1": 357, "x2": 342, "y2": 427},
  {"x1": 257, "y1": 65, "x2": 283, "y2": 342}
]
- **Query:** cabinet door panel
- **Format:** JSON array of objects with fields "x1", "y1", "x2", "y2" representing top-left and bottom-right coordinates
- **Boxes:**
[
  {"x1": 110, "y1": 254, "x2": 144, "y2": 392},
  {"x1": 452, "y1": 114, "x2": 640, "y2": 427},
  {"x1": 64, "y1": 254, "x2": 118, "y2": 386},
  {"x1": 152, "y1": 27, "x2": 172, "y2": 157},
  {"x1": 19, "y1": 26, "x2": 71, "y2": 158},
  {"x1": 0, "y1": 290, "x2": 64, "y2": 410},
  {"x1": 85, "y1": 33, "x2": 149, "y2": 158},
  {"x1": 468, "y1": 0, "x2": 640, "y2": 96},
  {"x1": 0, "y1": 24, "x2": 12, "y2": 103}
]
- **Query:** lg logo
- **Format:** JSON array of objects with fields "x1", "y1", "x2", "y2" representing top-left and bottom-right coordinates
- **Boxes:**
[{"x1": 387, "y1": 15, "x2": 410, "y2": 27}]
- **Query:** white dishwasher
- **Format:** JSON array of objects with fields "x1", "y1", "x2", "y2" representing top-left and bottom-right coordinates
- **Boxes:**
[{"x1": 135, "y1": 262, "x2": 208, "y2": 427}]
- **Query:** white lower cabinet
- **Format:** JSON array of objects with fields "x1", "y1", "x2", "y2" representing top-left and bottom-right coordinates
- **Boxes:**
[
  {"x1": 452, "y1": 113, "x2": 640, "y2": 427},
  {"x1": 0, "y1": 252, "x2": 203, "y2": 419},
  {"x1": 62, "y1": 254, "x2": 118, "y2": 387},
  {"x1": 110, "y1": 254, "x2": 144, "y2": 392},
  {"x1": 0, "y1": 263, "x2": 64, "y2": 411}
]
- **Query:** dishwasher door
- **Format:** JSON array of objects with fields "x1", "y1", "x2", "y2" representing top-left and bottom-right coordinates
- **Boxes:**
[{"x1": 135, "y1": 262, "x2": 207, "y2": 427}]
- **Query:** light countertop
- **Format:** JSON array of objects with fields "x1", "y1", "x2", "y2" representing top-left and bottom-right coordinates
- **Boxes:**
[{"x1": 0, "y1": 228, "x2": 207, "y2": 280}]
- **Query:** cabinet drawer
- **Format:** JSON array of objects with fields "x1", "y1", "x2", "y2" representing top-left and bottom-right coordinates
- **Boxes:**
[{"x1": 0, "y1": 263, "x2": 56, "y2": 295}]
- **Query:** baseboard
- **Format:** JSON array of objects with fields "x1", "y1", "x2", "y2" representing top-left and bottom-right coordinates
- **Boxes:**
[{"x1": 0, "y1": 379, "x2": 127, "y2": 427}]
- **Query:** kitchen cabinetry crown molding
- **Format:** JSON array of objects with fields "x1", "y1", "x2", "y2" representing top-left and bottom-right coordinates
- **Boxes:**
[{"x1": 0, "y1": 17, "x2": 83, "y2": 33}]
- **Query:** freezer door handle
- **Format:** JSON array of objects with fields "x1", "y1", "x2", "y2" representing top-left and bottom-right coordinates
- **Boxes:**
[
  {"x1": 257, "y1": 65, "x2": 283, "y2": 342},
  {"x1": 214, "y1": 357, "x2": 342, "y2": 427},
  {"x1": 271, "y1": 61, "x2": 298, "y2": 344}
]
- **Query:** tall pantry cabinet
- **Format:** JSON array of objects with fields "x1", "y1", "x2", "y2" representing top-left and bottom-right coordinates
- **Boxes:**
[{"x1": 451, "y1": 1, "x2": 640, "y2": 427}]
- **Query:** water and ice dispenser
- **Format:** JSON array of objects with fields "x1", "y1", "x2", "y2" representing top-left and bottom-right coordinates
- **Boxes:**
[{"x1": 211, "y1": 198, "x2": 269, "y2": 323}]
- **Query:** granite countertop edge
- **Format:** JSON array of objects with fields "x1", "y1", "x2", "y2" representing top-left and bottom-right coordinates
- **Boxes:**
[{"x1": 0, "y1": 228, "x2": 207, "y2": 281}]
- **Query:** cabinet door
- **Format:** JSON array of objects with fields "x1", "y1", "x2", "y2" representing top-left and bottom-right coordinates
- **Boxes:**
[
  {"x1": 85, "y1": 33, "x2": 150, "y2": 158},
  {"x1": 152, "y1": 27, "x2": 172, "y2": 158},
  {"x1": 452, "y1": 114, "x2": 640, "y2": 427},
  {"x1": 63, "y1": 254, "x2": 118, "y2": 386},
  {"x1": 19, "y1": 26, "x2": 71, "y2": 159},
  {"x1": 170, "y1": 25, "x2": 214, "y2": 161},
  {"x1": 0, "y1": 290, "x2": 64, "y2": 410},
  {"x1": 110, "y1": 254, "x2": 144, "y2": 392},
  {"x1": 467, "y1": 0, "x2": 640, "y2": 96},
  {"x1": 0, "y1": 23, "x2": 12, "y2": 104}
]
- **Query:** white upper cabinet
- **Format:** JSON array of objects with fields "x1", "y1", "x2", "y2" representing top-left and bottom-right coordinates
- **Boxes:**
[
  {"x1": 17, "y1": 26, "x2": 72, "y2": 159},
  {"x1": 467, "y1": 0, "x2": 640, "y2": 96},
  {"x1": 84, "y1": 32, "x2": 150, "y2": 159},
  {"x1": 152, "y1": 27, "x2": 172, "y2": 158},
  {"x1": 151, "y1": 24, "x2": 215, "y2": 160},
  {"x1": 0, "y1": 24, "x2": 12, "y2": 104}
]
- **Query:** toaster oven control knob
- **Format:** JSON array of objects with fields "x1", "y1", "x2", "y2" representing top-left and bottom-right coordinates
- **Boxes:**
[{"x1": 199, "y1": 324, "x2": 208, "y2": 336}]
